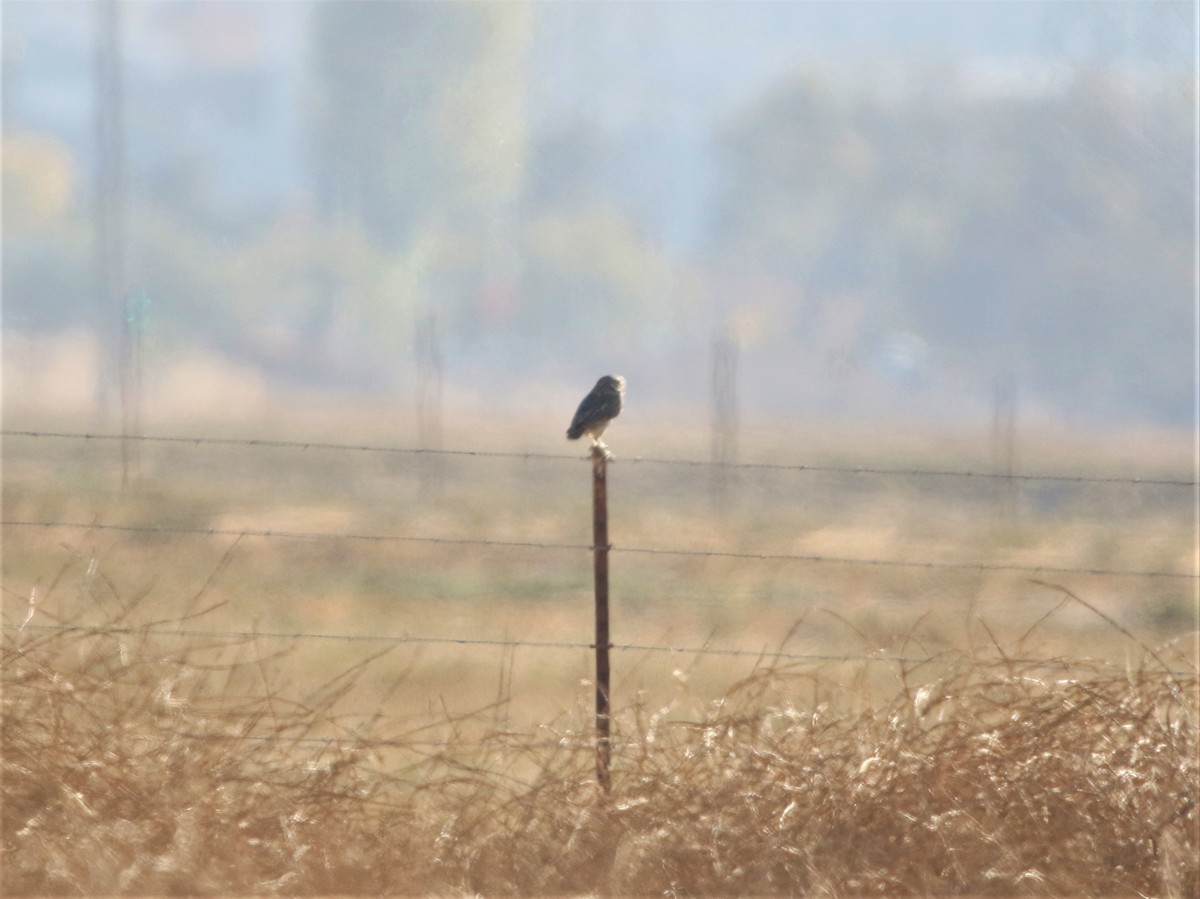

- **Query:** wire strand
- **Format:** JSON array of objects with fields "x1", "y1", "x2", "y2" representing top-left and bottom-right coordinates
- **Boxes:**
[
  {"x1": 7, "y1": 622, "x2": 925, "y2": 663},
  {"x1": 9, "y1": 626, "x2": 1195, "y2": 753},
  {"x1": 4, "y1": 429, "x2": 1193, "y2": 487},
  {"x1": 18, "y1": 622, "x2": 1190, "y2": 672},
  {"x1": 2, "y1": 518, "x2": 1194, "y2": 579}
]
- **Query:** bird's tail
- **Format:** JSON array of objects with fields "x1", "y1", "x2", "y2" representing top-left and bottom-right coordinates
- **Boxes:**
[{"x1": 566, "y1": 425, "x2": 584, "y2": 440}]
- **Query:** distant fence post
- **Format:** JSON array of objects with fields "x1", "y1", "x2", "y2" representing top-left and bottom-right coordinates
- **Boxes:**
[
  {"x1": 992, "y1": 376, "x2": 1019, "y2": 525},
  {"x1": 415, "y1": 308, "x2": 444, "y2": 498},
  {"x1": 591, "y1": 445, "x2": 612, "y2": 795},
  {"x1": 710, "y1": 330, "x2": 739, "y2": 509},
  {"x1": 94, "y1": 0, "x2": 138, "y2": 486}
]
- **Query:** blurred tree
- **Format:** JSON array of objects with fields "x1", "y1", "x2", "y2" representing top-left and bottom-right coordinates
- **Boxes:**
[
  {"x1": 121, "y1": 203, "x2": 406, "y2": 391},
  {"x1": 1, "y1": 133, "x2": 92, "y2": 334},
  {"x1": 2, "y1": 133, "x2": 77, "y2": 232},
  {"x1": 523, "y1": 122, "x2": 611, "y2": 211},
  {"x1": 306, "y1": 1, "x2": 530, "y2": 248},
  {"x1": 713, "y1": 68, "x2": 1192, "y2": 424},
  {"x1": 305, "y1": 0, "x2": 534, "y2": 388},
  {"x1": 521, "y1": 206, "x2": 667, "y2": 355}
]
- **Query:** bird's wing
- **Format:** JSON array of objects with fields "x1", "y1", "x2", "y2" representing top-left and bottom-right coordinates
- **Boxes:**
[{"x1": 571, "y1": 388, "x2": 615, "y2": 431}]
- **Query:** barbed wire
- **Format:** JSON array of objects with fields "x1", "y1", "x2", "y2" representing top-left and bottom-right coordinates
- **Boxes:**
[
  {"x1": 3, "y1": 518, "x2": 1194, "y2": 579},
  {"x1": 9, "y1": 627, "x2": 1195, "y2": 756},
  {"x1": 4, "y1": 518, "x2": 588, "y2": 553},
  {"x1": 129, "y1": 730, "x2": 615, "y2": 753},
  {"x1": 14, "y1": 622, "x2": 1195, "y2": 674},
  {"x1": 5, "y1": 622, "x2": 924, "y2": 663},
  {"x1": 4, "y1": 429, "x2": 1194, "y2": 487}
]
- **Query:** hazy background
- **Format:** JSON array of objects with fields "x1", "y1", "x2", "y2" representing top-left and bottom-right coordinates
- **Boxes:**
[
  {"x1": 2, "y1": 0, "x2": 1195, "y2": 434},
  {"x1": 3, "y1": 11, "x2": 1196, "y2": 889}
]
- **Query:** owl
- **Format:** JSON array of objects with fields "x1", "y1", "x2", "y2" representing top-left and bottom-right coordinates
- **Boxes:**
[{"x1": 566, "y1": 375, "x2": 626, "y2": 455}]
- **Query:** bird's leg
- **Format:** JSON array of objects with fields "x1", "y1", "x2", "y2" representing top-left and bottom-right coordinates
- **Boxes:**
[{"x1": 585, "y1": 432, "x2": 615, "y2": 460}]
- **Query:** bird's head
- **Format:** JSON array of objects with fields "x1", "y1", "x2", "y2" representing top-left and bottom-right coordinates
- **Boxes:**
[{"x1": 599, "y1": 374, "x2": 626, "y2": 396}]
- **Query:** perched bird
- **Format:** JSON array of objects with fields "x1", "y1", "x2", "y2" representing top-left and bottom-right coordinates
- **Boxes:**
[{"x1": 567, "y1": 375, "x2": 626, "y2": 456}]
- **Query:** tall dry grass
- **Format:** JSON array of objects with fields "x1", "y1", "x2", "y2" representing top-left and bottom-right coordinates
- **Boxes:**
[{"x1": 3, "y1": 588, "x2": 1196, "y2": 896}]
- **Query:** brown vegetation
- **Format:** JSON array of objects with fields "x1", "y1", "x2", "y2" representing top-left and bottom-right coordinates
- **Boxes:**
[{"x1": 4, "y1": 591, "x2": 1196, "y2": 896}]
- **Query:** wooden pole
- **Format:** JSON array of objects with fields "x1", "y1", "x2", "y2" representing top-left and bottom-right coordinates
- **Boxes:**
[{"x1": 591, "y1": 445, "x2": 612, "y2": 794}]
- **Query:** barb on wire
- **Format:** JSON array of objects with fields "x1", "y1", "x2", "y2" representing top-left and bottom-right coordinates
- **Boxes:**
[
  {"x1": 4, "y1": 429, "x2": 1194, "y2": 487},
  {"x1": 2, "y1": 518, "x2": 1194, "y2": 580}
]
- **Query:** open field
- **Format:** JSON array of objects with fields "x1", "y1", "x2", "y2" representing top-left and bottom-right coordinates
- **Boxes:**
[{"x1": 3, "y1": 402, "x2": 1197, "y2": 894}]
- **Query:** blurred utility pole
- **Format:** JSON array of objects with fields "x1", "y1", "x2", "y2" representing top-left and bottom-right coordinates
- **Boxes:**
[
  {"x1": 415, "y1": 307, "x2": 444, "y2": 497},
  {"x1": 710, "y1": 329, "x2": 739, "y2": 509},
  {"x1": 94, "y1": 0, "x2": 140, "y2": 486}
]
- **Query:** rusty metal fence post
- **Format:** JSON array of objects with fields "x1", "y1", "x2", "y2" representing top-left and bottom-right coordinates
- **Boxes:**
[{"x1": 591, "y1": 446, "x2": 612, "y2": 794}]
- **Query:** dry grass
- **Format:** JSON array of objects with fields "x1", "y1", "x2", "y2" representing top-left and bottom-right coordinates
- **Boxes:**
[
  {"x1": 3, "y1": 588, "x2": 1196, "y2": 896},
  {"x1": 3, "y1": 408, "x2": 1196, "y2": 894}
]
